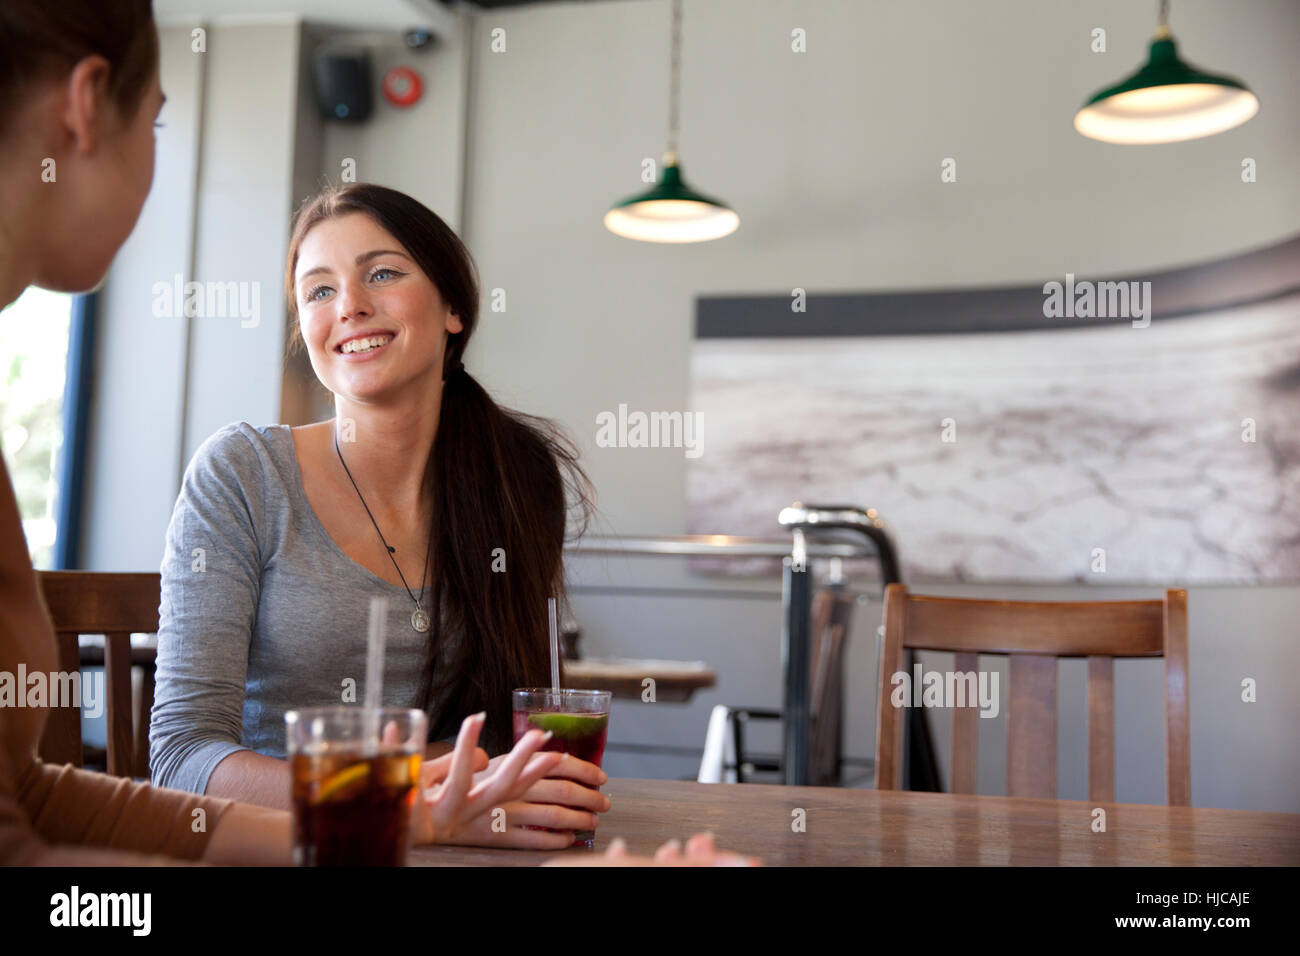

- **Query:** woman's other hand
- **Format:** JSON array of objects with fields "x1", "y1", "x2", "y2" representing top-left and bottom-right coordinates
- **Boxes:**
[
  {"x1": 542, "y1": 831, "x2": 760, "y2": 867},
  {"x1": 440, "y1": 751, "x2": 610, "y2": 849},
  {"x1": 410, "y1": 712, "x2": 562, "y2": 844}
]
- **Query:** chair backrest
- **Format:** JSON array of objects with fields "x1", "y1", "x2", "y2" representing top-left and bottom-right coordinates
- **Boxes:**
[
  {"x1": 809, "y1": 584, "x2": 855, "y2": 786},
  {"x1": 36, "y1": 571, "x2": 161, "y2": 777},
  {"x1": 874, "y1": 584, "x2": 1190, "y2": 805}
]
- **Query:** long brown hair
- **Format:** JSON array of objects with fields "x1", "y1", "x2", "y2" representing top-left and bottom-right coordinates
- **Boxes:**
[
  {"x1": 0, "y1": 0, "x2": 158, "y2": 137},
  {"x1": 285, "y1": 183, "x2": 594, "y2": 752}
]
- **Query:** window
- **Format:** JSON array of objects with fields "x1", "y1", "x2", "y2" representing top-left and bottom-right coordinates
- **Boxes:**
[{"x1": 0, "y1": 287, "x2": 75, "y2": 569}]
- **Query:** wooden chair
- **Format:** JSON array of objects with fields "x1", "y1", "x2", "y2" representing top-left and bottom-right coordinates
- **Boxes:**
[
  {"x1": 36, "y1": 571, "x2": 161, "y2": 779},
  {"x1": 807, "y1": 583, "x2": 855, "y2": 786},
  {"x1": 874, "y1": 584, "x2": 1190, "y2": 805},
  {"x1": 699, "y1": 582, "x2": 856, "y2": 785}
]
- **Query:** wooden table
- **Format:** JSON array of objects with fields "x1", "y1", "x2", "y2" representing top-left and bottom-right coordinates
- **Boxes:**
[
  {"x1": 409, "y1": 778, "x2": 1300, "y2": 866},
  {"x1": 563, "y1": 658, "x2": 715, "y2": 702}
]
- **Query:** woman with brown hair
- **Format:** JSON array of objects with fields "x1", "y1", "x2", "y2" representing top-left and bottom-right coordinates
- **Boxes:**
[{"x1": 148, "y1": 182, "x2": 616, "y2": 848}]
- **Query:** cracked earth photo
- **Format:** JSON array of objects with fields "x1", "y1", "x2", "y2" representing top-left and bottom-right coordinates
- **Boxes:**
[{"x1": 688, "y1": 293, "x2": 1300, "y2": 583}]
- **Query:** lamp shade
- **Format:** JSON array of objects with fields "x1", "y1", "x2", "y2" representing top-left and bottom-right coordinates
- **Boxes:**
[
  {"x1": 604, "y1": 161, "x2": 739, "y2": 243},
  {"x1": 1074, "y1": 34, "x2": 1258, "y2": 144}
]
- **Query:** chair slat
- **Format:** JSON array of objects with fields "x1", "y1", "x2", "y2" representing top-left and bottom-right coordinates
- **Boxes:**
[
  {"x1": 905, "y1": 595, "x2": 1164, "y2": 657},
  {"x1": 808, "y1": 589, "x2": 835, "y2": 723},
  {"x1": 814, "y1": 590, "x2": 857, "y2": 786},
  {"x1": 1007, "y1": 654, "x2": 1056, "y2": 798},
  {"x1": 874, "y1": 584, "x2": 908, "y2": 790},
  {"x1": 807, "y1": 589, "x2": 833, "y2": 702},
  {"x1": 950, "y1": 651, "x2": 979, "y2": 793},
  {"x1": 811, "y1": 623, "x2": 847, "y2": 786},
  {"x1": 136, "y1": 665, "x2": 156, "y2": 780},
  {"x1": 1164, "y1": 590, "x2": 1191, "y2": 806},
  {"x1": 1087, "y1": 656, "x2": 1115, "y2": 803},
  {"x1": 103, "y1": 632, "x2": 135, "y2": 777}
]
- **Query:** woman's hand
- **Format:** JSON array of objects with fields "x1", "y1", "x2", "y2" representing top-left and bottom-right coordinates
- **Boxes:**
[
  {"x1": 439, "y1": 752, "x2": 611, "y2": 849},
  {"x1": 542, "y1": 831, "x2": 760, "y2": 867},
  {"x1": 410, "y1": 712, "x2": 562, "y2": 845}
]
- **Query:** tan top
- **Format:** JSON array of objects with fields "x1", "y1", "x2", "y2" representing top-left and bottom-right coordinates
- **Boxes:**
[{"x1": 0, "y1": 457, "x2": 233, "y2": 865}]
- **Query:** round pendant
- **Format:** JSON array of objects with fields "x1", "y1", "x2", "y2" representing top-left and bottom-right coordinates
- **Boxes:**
[{"x1": 411, "y1": 607, "x2": 431, "y2": 633}]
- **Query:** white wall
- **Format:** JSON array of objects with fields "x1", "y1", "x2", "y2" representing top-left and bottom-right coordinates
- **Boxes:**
[
  {"x1": 85, "y1": 22, "x2": 303, "y2": 569},
  {"x1": 84, "y1": 1, "x2": 1300, "y2": 810},
  {"x1": 182, "y1": 24, "x2": 301, "y2": 458},
  {"x1": 83, "y1": 25, "x2": 203, "y2": 571}
]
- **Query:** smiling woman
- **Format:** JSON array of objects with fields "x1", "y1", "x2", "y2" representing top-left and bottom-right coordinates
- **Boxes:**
[
  {"x1": 148, "y1": 183, "x2": 609, "y2": 849},
  {"x1": 284, "y1": 185, "x2": 596, "y2": 752}
]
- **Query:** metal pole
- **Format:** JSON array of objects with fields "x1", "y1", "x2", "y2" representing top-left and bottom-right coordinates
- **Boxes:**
[
  {"x1": 567, "y1": 534, "x2": 873, "y2": 559},
  {"x1": 781, "y1": 530, "x2": 812, "y2": 785},
  {"x1": 776, "y1": 504, "x2": 932, "y2": 790}
]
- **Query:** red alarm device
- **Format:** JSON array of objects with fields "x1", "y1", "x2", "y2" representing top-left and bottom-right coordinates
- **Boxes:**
[{"x1": 382, "y1": 67, "x2": 423, "y2": 107}]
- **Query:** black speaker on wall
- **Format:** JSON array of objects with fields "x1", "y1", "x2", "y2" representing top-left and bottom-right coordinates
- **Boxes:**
[{"x1": 314, "y1": 49, "x2": 372, "y2": 122}]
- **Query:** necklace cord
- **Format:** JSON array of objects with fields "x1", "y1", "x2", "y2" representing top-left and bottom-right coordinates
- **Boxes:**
[{"x1": 334, "y1": 428, "x2": 431, "y2": 614}]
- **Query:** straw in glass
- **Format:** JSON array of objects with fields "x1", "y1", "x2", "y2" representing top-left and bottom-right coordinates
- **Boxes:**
[
  {"x1": 364, "y1": 596, "x2": 387, "y2": 754},
  {"x1": 548, "y1": 596, "x2": 561, "y2": 702}
]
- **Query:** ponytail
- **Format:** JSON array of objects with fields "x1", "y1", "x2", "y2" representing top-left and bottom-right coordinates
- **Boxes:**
[{"x1": 421, "y1": 368, "x2": 589, "y2": 751}]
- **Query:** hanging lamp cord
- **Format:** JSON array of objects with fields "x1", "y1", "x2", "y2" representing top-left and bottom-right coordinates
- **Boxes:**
[{"x1": 666, "y1": 0, "x2": 682, "y2": 163}]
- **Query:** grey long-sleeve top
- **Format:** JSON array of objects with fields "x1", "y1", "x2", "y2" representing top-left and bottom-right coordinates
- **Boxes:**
[{"x1": 149, "y1": 422, "x2": 455, "y2": 795}]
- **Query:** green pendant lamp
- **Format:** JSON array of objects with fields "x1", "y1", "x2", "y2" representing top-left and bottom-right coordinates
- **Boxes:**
[
  {"x1": 604, "y1": 0, "x2": 738, "y2": 243},
  {"x1": 1075, "y1": 0, "x2": 1258, "y2": 144}
]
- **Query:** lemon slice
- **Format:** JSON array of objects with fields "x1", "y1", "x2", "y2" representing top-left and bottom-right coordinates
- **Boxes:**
[{"x1": 317, "y1": 762, "x2": 370, "y2": 802}]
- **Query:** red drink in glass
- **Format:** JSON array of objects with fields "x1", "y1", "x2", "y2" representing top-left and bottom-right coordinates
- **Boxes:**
[{"x1": 512, "y1": 689, "x2": 611, "y2": 848}]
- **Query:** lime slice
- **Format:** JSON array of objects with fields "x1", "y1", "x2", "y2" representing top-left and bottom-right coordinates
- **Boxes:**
[
  {"x1": 317, "y1": 762, "x2": 370, "y2": 802},
  {"x1": 526, "y1": 712, "x2": 608, "y2": 740}
]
